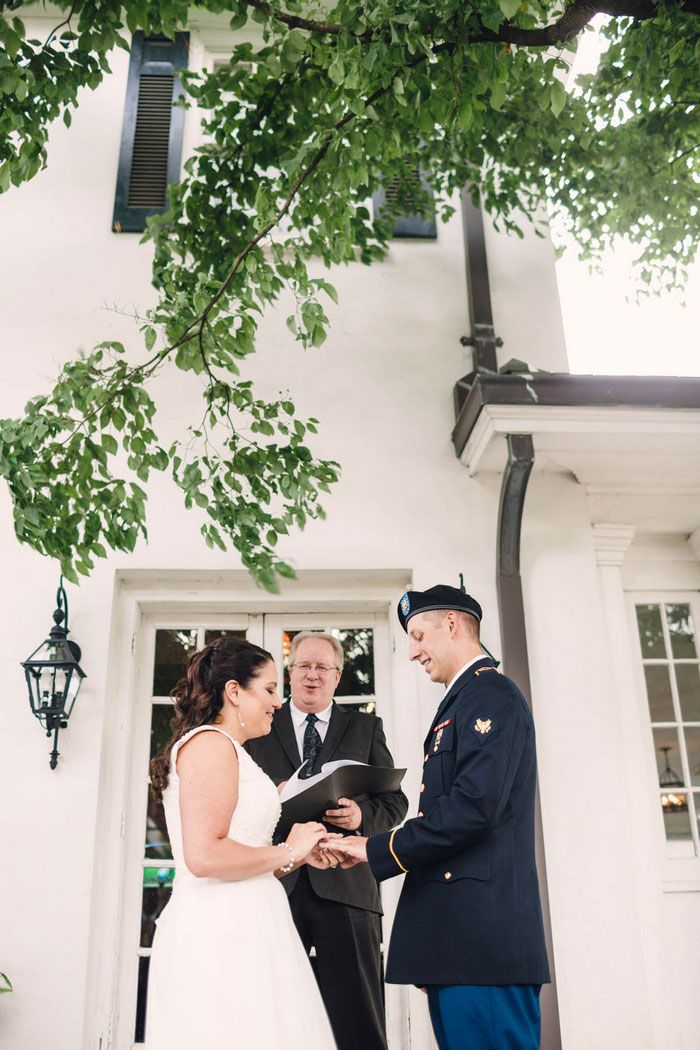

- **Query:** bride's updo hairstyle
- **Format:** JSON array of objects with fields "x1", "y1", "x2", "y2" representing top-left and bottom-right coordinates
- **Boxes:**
[{"x1": 149, "y1": 636, "x2": 273, "y2": 800}]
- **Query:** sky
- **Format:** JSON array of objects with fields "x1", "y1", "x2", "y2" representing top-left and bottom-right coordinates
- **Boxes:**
[{"x1": 552, "y1": 21, "x2": 700, "y2": 378}]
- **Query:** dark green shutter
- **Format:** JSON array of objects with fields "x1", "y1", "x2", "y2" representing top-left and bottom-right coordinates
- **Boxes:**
[
  {"x1": 372, "y1": 164, "x2": 437, "y2": 239},
  {"x1": 112, "y1": 32, "x2": 189, "y2": 233}
]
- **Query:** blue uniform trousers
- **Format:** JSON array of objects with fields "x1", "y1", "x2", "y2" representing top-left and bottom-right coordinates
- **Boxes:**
[{"x1": 427, "y1": 984, "x2": 541, "y2": 1050}]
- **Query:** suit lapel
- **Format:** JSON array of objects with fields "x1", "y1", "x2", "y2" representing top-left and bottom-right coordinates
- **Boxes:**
[
  {"x1": 274, "y1": 702, "x2": 302, "y2": 768},
  {"x1": 423, "y1": 657, "x2": 495, "y2": 748},
  {"x1": 317, "y1": 703, "x2": 350, "y2": 766}
]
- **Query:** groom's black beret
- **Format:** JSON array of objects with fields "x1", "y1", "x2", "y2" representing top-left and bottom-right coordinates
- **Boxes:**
[{"x1": 397, "y1": 585, "x2": 482, "y2": 632}]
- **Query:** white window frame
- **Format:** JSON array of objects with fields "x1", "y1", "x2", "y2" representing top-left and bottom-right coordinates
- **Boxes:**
[
  {"x1": 627, "y1": 589, "x2": 700, "y2": 891},
  {"x1": 81, "y1": 568, "x2": 420, "y2": 1050}
]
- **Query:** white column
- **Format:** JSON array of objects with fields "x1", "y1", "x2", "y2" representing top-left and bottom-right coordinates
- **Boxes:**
[{"x1": 591, "y1": 523, "x2": 681, "y2": 1049}]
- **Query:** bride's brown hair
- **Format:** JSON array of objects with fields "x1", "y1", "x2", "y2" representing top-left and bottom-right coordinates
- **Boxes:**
[{"x1": 149, "y1": 636, "x2": 273, "y2": 800}]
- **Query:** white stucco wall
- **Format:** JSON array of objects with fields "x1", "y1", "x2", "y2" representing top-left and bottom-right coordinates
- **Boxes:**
[{"x1": 1, "y1": 14, "x2": 698, "y2": 1050}]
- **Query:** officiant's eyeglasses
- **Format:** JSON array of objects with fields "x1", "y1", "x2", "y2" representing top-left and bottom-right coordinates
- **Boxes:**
[{"x1": 289, "y1": 662, "x2": 339, "y2": 674}]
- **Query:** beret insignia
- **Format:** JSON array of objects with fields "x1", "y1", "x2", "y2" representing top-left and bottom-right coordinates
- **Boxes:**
[{"x1": 400, "y1": 592, "x2": 410, "y2": 616}]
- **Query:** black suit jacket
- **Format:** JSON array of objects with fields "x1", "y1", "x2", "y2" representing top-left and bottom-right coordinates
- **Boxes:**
[
  {"x1": 367, "y1": 658, "x2": 550, "y2": 985},
  {"x1": 247, "y1": 701, "x2": 408, "y2": 913}
]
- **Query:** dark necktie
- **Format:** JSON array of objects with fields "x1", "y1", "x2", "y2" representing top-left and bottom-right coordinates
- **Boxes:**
[{"x1": 301, "y1": 713, "x2": 322, "y2": 779}]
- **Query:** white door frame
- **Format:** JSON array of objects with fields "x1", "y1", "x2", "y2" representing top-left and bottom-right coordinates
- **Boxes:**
[{"x1": 81, "y1": 568, "x2": 423, "y2": 1050}]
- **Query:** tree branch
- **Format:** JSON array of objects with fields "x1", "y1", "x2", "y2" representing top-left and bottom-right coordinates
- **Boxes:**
[
  {"x1": 43, "y1": 1, "x2": 77, "y2": 50},
  {"x1": 242, "y1": 0, "x2": 344, "y2": 35},
  {"x1": 243, "y1": 0, "x2": 700, "y2": 50}
]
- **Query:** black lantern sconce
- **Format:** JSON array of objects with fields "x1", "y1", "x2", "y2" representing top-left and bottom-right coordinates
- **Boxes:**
[{"x1": 21, "y1": 579, "x2": 86, "y2": 769}]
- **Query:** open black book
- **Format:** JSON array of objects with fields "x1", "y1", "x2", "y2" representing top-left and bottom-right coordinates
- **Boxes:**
[{"x1": 277, "y1": 760, "x2": 406, "y2": 835}]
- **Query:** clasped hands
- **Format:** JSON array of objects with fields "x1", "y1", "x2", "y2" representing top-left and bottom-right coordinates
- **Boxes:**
[
  {"x1": 308, "y1": 833, "x2": 369, "y2": 870},
  {"x1": 299, "y1": 797, "x2": 369, "y2": 870}
]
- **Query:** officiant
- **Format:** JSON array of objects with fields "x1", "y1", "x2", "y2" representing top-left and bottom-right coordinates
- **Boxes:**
[{"x1": 246, "y1": 631, "x2": 408, "y2": 1050}]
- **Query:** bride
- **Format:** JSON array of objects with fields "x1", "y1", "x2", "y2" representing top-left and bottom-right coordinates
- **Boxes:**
[{"x1": 147, "y1": 635, "x2": 337, "y2": 1049}]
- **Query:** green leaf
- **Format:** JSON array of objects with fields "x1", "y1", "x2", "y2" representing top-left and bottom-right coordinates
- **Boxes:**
[
  {"x1": 490, "y1": 82, "x2": 506, "y2": 111},
  {"x1": 311, "y1": 325, "x2": 327, "y2": 347},
  {"x1": 328, "y1": 58, "x2": 345, "y2": 85},
  {"x1": 229, "y1": 8, "x2": 248, "y2": 31},
  {"x1": 550, "y1": 80, "x2": 567, "y2": 117},
  {"x1": 498, "y1": 0, "x2": 521, "y2": 18}
]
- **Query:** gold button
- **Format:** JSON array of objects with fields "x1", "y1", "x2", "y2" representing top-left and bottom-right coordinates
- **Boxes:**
[
  {"x1": 420, "y1": 783, "x2": 425, "y2": 793},
  {"x1": 424, "y1": 755, "x2": 429, "y2": 763},
  {"x1": 444, "y1": 871, "x2": 452, "y2": 880},
  {"x1": 418, "y1": 811, "x2": 424, "y2": 817}
]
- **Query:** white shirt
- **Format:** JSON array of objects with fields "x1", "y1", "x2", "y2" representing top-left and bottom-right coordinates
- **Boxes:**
[
  {"x1": 444, "y1": 654, "x2": 487, "y2": 697},
  {"x1": 289, "y1": 700, "x2": 333, "y2": 762}
]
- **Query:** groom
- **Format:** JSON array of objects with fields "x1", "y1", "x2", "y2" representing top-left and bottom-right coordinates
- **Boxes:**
[
  {"x1": 330, "y1": 586, "x2": 550, "y2": 1050},
  {"x1": 246, "y1": 630, "x2": 408, "y2": 1050}
]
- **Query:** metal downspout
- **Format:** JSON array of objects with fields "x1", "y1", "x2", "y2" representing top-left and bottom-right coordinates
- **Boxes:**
[{"x1": 497, "y1": 434, "x2": 562, "y2": 1050}]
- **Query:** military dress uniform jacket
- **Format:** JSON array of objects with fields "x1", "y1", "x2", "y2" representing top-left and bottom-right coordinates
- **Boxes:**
[
  {"x1": 366, "y1": 657, "x2": 550, "y2": 987},
  {"x1": 247, "y1": 701, "x2": 408, "y2": 912}
]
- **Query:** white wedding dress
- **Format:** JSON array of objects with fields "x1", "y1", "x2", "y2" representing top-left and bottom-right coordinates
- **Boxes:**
[{"x1": 146, "y1": 725, "x2": 337, "y2": 1049}]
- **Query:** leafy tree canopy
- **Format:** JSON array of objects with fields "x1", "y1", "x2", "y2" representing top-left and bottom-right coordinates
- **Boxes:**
[{"x1": 0, "y1": 0, "x2": 697, "y2": 589}]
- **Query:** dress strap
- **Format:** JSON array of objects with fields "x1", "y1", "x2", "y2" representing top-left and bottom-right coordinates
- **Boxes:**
[{"x1": 171, "y1": 725, "x2": 240, "y2": 768}]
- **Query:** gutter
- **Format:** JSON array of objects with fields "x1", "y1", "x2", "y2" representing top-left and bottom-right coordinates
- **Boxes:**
[
  {"x1": 497, "y1": 434, "x2": 562, "y2": 1050},
  {"x1": 453, "y1": 371, "x2": 700, "y2": 460}
]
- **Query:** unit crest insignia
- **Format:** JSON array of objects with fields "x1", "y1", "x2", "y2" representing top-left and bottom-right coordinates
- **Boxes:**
[
  {"x1": 400, "y1": 592, "x2": 410, "y2": 616},
  {"x1": 474, "y1": 718, "x2": 493, "y2": 735}
]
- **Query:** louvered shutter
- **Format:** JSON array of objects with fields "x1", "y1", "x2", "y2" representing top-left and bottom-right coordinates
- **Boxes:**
[
  {"x1": 372, "y1": 164, "x2": 437, "y2": 239},
  {"x1": 112, "y1": 32, "x2": 189, "y2": 233}
]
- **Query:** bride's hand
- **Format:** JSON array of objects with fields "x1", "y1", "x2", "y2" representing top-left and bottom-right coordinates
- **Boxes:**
[
  {"x1": 306, "y1": 833, "x2": 344, "y2": 869},
  {"x1": 306, "y1": 843, "x2": 346, "y2": 869},
  {"x1": 285, "y1": 822, "x2": 327, "y2": 863}
]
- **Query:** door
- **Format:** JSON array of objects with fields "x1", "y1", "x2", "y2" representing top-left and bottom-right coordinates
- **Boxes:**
[{"x1": 118, "y1": 611, "x2": 396, "y2": 1048}]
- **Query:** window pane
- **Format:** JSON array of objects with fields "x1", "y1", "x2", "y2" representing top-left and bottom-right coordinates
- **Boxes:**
[
  {"x1": 659, "y1": 793, "x2": 695, "y2": 856},
  {"x1": 141, "y1": 867, "x2": 174, "y2": 948},
  {"x1": 643, "y1": 666, "x2": 675, "y2": 722},
  {"x1": 336, "y1": 628, "x2": 375, "y2": 696},
  {"x1": 337, "y1": 701, "x2": 376, "y2": 715},
  {"x1": 675, "y1": 664, "x2": 700, "y2": 722},
  {"x1": 685, "y1": 728, "x2": 700, "y2": 788},
  {"x1": 153, "y1": 629, "x2": 198, "y2": 696},
  {"x1": 652, "y1": 727, "x2": 684, "y2": 787},
  {"x1": 204, "y1": 628, "x2": 247, "y2": 645},
  {"x1": 665, "y1": 603, "x2": 697, "y2": 659},
  {"x1": 145, "y1": 789, "x2": 171, "y2": 860},
  {"x1": 636, "y1": 604, "x2": 666, "y2": 658},
  {"x1": 150, "y1": 703, "x2": 174, "y2": 761},
  {"x1": 134, "y1": 955, "x2": 149, "y2": 1044}
]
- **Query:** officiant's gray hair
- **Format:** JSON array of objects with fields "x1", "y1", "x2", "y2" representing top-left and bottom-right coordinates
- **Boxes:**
[{"x1": 288, "y1": 631, "x2": 344, "y2": 672}]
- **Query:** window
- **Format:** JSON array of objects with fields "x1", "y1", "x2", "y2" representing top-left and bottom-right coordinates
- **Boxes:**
[
  {"x1": 372, "y1": 163, "x2": 437, "y2": 239},
  {"x1": 112, "y1": 32, "x2": 189, "y2": 233},
  {"x1": 635, "y1": 600, "x2": 700, "y2": 858}
]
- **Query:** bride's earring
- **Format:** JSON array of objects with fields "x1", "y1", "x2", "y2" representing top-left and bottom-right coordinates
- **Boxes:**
[{"x1": 236, "y1": 704, "x2": 246, "y2": 728}]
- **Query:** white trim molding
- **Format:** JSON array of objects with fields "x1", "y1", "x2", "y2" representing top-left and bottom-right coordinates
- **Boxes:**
[
  {"x1": 687, "y1": 526, "x2": 700, "y2": 562},
  {"x1": 592, "y1": 524, "x2": 636, "y2": 567}
]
